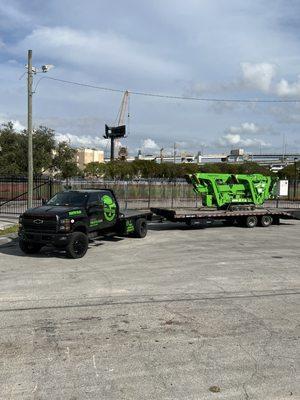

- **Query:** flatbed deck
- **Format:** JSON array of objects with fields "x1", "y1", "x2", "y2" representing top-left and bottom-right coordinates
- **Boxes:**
[
  {"x1": 150, "y1": 207, "x2": 297, "y2": 222},
  {"x1": 120, "y1": 210, "x2": 152, "y2": 220}
]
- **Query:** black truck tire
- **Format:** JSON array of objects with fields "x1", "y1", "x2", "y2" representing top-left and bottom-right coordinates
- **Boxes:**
[
  {"x1": 19, "y1": 239, "x2": 43, "y2": 254},
  {"x1": 244, "y1": 215, "x2": 258, "y2": 228},
  {"x1": 259, "y1": 215, "x2": 273, "y2": 227},
  {"x1": 133, "y1": 218, "x2": 148, "y2": 238},
  {"x1": 65, "y1": 232, "x2": 88, "y2": 259}
]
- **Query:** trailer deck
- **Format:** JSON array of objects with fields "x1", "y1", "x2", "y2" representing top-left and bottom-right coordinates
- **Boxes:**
[{"x1": 150, "y1": 207, "x2": 297, "y2": 223}]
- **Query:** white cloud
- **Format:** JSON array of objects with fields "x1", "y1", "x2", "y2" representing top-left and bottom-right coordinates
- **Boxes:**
[
  {"x1": 141, "y1": 138, "x2": 159, "y2": 151},
  {"x1": 276, "y1": 76, "x2": 300, "y2": 97},
  {"x1": 241, "y1": 62, "x2": 276, "y2": 92},
  {"x1": 12, "y1": 26, "x2": 184, "y2": 78},
  {"x1": 13, "y1": 120, "x2": 26, "y2": 132},
  {"x1": 55, "y1": 132, "x2": 108, "y2": 149},
  {"x1": 228, "y1": 122, "x2": 261, "y2": 135},
  {"x1": 219, "y1": 133, "x2": 270, "y2": 148},
  {"x1": 0, "y1": 118, "x2": 25, "y2": 132}
]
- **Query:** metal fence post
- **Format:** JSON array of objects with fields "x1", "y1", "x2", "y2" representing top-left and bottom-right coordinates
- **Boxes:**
[
  {"x1": 49, "y1": 178, "x2": 53, "y2": 200},
  {"x1": 148, "y1": 180, "x2": 151, "y2": 209},
  {"x1": 124, "y1": 181, "x2": 128, "y2": 210}
]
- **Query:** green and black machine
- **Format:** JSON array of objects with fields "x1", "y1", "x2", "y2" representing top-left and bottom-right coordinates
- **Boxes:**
[{"x1": 186, "y1": 173, "x2": 277, "y2": 209}]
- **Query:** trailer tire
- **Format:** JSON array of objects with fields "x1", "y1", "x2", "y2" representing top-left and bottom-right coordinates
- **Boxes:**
[
  {"x1": 65, "y1": 232, "x2": 88, "y2": 259},
  {"x1": 133, "y1": 218, "x2": 147, "y2": 238},
  {"x1": 19, "y1": 239, "x2": 43, "y2": 254},
  {"x1": 259, "y1": 215, "x2": 273, "y2": 227},
  {"x1": 244, "y1": 215, "x2": 258, "y2": 228}
]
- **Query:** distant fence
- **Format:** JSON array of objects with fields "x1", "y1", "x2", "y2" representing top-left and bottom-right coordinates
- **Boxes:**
[
  {"x1": 0, "y1": 176, "x2": 299, "y2": 215},
  {"x1": 0, "y1": 177, "x2": 49, "y2": 214}
]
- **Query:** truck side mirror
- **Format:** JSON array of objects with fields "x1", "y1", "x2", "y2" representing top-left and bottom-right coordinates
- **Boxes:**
[{"x1": 42, "y1": 198, "x2": 47, "y2": 205}]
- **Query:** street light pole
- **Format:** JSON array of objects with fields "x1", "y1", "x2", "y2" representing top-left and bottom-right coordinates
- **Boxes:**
[
  {"x1": 27, "y1": 49, "x2": 33, "y2": 209},
  {"x1": 173, "y1": 142, "x2": 176, "y2": 164},
  {"x1": 294, "y1": 158, "x2": 298, "y2": 201}
]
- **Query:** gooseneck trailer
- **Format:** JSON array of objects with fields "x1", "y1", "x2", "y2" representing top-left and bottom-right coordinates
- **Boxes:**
[
  {"x1": 151, "y1": 173, "x2": 298, "y2": 227},
  {"x1": 150, "y1": 206, "x2": 295, "y2": 227}
]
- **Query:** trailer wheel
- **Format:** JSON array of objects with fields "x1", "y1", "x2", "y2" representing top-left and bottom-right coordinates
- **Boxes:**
[
  {"x1": 19, "y1": 239, "x2": 43, "y2": 254},
  {"x1": 259, "y1": 215, "x2": 273, "y2": 227},
  {"x1": 133, "y1": 218, "x2": 147, "y2": 238},
  {"x1": 65, "y1": 232, "x2": 88, "y2": 259},
  {"x1": 244, "y1": 215, "x2": 258, "y2": 228}
]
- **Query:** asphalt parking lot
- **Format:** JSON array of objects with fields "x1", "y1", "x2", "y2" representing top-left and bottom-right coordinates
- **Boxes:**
[{"x1": 0, "y1": 220, "x2": 299, "y2": 400}]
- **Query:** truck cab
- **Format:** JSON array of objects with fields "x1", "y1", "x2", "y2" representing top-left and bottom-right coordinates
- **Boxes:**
[{"x1": 18, "y1": 189, "x2": 151, "y2": 258}]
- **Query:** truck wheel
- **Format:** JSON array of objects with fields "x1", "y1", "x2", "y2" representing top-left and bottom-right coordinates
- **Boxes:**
[
  {"x1": 259, "y1": 215, "x2": 273, "y2": 227},
  {"x1": 19, "y1": 239, "x2": 42, "y2": 254},
  {"x1": 65, "y1": 232, "x2": 88, "y2": 259},
  {"x1": 133, "y1": 218, "x2": 148, "y2": 238},
  {"x1": 244, "y1": 216, "x2": 258, "y2": 228}
]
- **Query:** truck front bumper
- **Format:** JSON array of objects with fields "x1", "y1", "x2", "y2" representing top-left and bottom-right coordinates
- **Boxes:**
[{"x1": 18, "y1": 230, "x2": 71, "y2": 247}]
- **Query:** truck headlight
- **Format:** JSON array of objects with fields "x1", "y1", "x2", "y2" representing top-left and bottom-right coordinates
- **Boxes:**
[
  {"x1": 19, "y1": 216, "x2": 23, "y2": 228},
  {"x1": 59, "y1": 219, "x2": 71, "y2": 231}
]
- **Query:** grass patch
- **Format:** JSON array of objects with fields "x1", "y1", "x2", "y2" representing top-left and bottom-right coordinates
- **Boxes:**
[{"x1": 0, "y1": 224, "x2": 18, "y2": 236}]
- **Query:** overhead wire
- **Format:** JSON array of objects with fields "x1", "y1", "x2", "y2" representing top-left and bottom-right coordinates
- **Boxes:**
[{"x1": 42, "y1": 76, "x2": 300, "y2": 104}]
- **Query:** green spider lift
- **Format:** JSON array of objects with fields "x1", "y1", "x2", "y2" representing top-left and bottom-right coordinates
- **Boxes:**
[{"x1": 186, "y1": 173, "x2": 276, "y2": 209}]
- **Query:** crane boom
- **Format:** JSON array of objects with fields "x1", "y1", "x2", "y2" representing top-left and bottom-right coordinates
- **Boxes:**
[{"x1": 116, "y1": 90, "x2": 129, "y2": 126}]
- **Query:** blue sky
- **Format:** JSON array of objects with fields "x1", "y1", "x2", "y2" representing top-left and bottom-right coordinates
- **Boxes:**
[{"x1": 0, "y1": 0, "x2": 300, "y2": 156}]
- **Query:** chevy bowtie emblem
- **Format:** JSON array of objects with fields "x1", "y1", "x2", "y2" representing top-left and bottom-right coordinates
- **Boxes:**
[{"x1": 33, "y1": 219, "x2": 43, "y2": 224}]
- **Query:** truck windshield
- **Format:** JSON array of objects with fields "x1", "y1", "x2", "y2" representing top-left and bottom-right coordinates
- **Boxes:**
[{"x1": 47, "y1": 192, "x2": 87, "y2": 207}]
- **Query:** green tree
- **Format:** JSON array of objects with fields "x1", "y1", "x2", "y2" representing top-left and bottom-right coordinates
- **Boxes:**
[
  {"x1": 0, "y1": 122, "x2": 24, "y2": 175},
  {"x1": 278, "y1": 161, "x2": 300, "y2": 180},
  {"x1": 52, "y1": 141, "x2": 80, "y2": 180},
  {"x1": 18, "y1": 126, "x2": 56, "y2": 175},
  {"x1": 84, "y1": 162, "x2": 106, "y2": 178},
  {"x1": 0, "y1": 123, "x2": 56, "y2": 176}
]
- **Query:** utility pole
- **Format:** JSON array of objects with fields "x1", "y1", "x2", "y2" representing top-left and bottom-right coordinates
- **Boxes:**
[
  {"x1": 110, "y1": 137, "x2": 115, "y2": 161},
  {"x1": 160, "y1": 148, "x2": 164, "y2": 164},
  {"x1": 27, "y1": 49, "x2": 33, "y2": 209},
  {"x1": 294, "y1": 158, "x2": 298, "y2": 201},
  {"x1": 173, "y1": 142, "x2": 176, "y2": 164}
]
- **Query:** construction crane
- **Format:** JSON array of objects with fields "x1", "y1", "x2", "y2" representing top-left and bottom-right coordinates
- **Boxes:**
[
  {"x1": 104, "y1": 90, "x2": 130, "y2": 161},
  {"x1": 115, "y1": 90, "x2": 129, "y2": 159},
  {"x1": 116, "y1": 90, "x2": 129, "y2": 126}
]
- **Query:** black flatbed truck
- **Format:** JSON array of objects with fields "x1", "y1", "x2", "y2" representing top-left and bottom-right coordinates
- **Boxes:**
[
  {"x1": 150, "y1": 207, "x2": 299, "y2": 228},
  {"x1": 18, "y1": 189, "x2": 152, "y2": 258}
]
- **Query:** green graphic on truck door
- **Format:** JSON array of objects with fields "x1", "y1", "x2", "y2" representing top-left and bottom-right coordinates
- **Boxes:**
[
  {"x1": 126, "y1": 220, "x2": 135, "y2": 233},
  {"x1": 102, "y1": 195, "x2": 116, "y2": 222}
]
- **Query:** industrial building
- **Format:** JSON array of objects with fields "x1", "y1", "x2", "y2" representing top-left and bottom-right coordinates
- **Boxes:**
[{"x1": 76, "y1": 148, "x2": 104, "y2": 170}]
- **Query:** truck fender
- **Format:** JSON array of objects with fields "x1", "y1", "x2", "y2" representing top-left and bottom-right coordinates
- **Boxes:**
[{"x1": 72, "y1": 222, "x2": 88, "y2": 234}]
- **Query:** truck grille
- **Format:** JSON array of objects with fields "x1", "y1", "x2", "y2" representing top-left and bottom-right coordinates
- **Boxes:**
[{"x1": 22, "y1": 215, "x2": 57, "y2": 233}]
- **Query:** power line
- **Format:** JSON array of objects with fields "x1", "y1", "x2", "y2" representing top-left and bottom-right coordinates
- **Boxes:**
[{"x1": 41, "y1": 76, "x2": 300, "y2": 103}]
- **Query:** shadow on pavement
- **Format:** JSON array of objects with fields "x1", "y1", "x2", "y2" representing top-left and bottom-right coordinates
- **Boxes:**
[
  {"x1": 149, "y1": 221, "x2": 222, "y2": 231},
  {"x1": 148, "y1": 221, "x2": 295, "y2": 231},
  {"x1": 0, "y1": 237, "x2": 108, "y2": 258}
]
